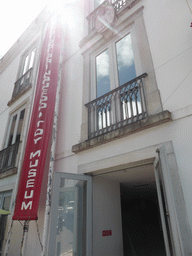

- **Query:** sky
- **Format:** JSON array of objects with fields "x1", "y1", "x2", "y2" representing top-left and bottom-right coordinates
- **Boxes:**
[{"x1": 0, "y1": 0, "x2": 49, "y2": 58}]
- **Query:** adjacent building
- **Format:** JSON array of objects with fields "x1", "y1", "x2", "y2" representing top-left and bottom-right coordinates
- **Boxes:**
[{"x1": 0, "y1": 0, "x2": 192, "y2": 255}]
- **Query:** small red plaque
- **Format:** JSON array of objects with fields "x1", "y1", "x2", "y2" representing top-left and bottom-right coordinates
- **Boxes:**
[{"x1": 102, "y1": 230, "x2": 112, "y2": 236}]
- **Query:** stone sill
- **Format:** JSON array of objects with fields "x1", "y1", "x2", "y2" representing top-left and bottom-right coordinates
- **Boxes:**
[
  {"x1": 0, "y1": 168, "x2": 17, "y2": 179},
  {"x1": 7, "y1": 84, "x2": 32, "y2": 106},
  {"x1": 72, "y1": 110, "x2": 172, "y2": 154}
]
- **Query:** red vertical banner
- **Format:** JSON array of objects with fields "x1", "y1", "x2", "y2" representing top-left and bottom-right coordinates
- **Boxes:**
[{"x1": 13, "y1": 17, "x2": 62, "y2": 220}]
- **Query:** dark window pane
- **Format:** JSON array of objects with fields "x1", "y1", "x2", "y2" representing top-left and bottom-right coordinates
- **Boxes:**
[
  {"x1": 96, "y1": 49, "x2": 110, "y2": 98},
  {"x1": 16, "y1": 109, "x2": 25, "y2": 143},
  {"x1": 116, "y1": 34, "x2": 136, "y2": 86},
  {"x1": 8, "y1": 114, "x2": 17, "y2": 146}
]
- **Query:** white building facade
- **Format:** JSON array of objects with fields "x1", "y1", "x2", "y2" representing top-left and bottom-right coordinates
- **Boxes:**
[{"x1": 0, "y1": 0, "x2": 192, "y2": 255}]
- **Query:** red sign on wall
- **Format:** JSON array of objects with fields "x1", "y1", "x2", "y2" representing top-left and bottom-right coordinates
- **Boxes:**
[
  {"x1": 13, "y1": 17, "x2": 62, "y2": 220},
  {"x1": 102, "y1": 230, "x2": 112, "y2": 236}
]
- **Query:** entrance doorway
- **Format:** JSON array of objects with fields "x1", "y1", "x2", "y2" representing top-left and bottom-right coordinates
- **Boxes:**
[
  {"x1": 121, "y1": 181, "x2": 166, "y2": 255},
  {"x1": 93, "y1": 163, "x2": 167, "y2": 256}
]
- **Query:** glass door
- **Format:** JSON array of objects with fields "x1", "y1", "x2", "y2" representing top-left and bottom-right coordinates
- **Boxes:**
[
  {"x1": 154, "y1": 147, "x2": 174, "y2": 256},
  {"x1": 47, "y1": 172, "x2": 92, "y2": 256}
]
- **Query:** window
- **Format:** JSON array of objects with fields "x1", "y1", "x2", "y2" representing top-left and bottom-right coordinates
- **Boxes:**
[
  {"x1": 0, "y1": 106, "x2": 26, "y2": 172},
  {"x1": 12, "y1": 46, "x2": 36, "y2": 100},
  {"x1": 95, "y1": 33, "x2": 136, "y2": 98},
  {"x1": 90, "y1": 32, "x2": 144, "y2": 133},
  {"x1": 96, "y1": 49, "x2": 110, "y2": 98},
  {"x1": 0, "y1": 191, "x2": 12, "y2": 255},
  {"x1": 78, "y1": 5, "x2": 163, "y2": 144},
  {"x1": 19, "y1": 47, "x2": 36, "y2": 88},
  {"x1": 5, "y1": 107, "x2": 26, "y2": 148},
  {"x1": 20, "y1": 47, "x2": 36, "y2": 77}
]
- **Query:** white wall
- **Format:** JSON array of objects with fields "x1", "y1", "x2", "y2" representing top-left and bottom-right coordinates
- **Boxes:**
[
  {"x1": 0, "y1": 55, "x2": 20, "y2": 148},
  {"x1": 143, "y1": 0, "x2": 192, "y2": 113},
  {"x1": 75, "y1": 116, "x2": 192, "y2": 230},
  {"x1": 53, "y1": 0, "x2": 192, "y2": 234},
  {"x1": 1, "y1": 0, "x2": 190, "y2": 254},
  {"x1": 92, "y1": 176, "x2": 123, "y2": 256}
]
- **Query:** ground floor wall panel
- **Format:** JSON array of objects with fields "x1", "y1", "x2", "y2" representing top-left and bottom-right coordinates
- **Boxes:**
[
  {"x1": 93, "y1": 176, "x2": 123, "y2": 256},
  {"x1": 73, "y1": 115, "x2": 192, "y2": 231}
]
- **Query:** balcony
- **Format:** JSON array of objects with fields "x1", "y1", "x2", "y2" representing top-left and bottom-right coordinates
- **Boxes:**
[
  {"x1": 11, "y1": 68, "x2": 33, "y2": 100},
  {"x1": 87, "y1": 0, "x2": 139, "y2": 33},
  {"x1": 0, "y1": 142, "x2": 20, "y2": 173},
  {"x1": 72, "y1": 72, "x2": 172, "y2": 153},
  {"x1": 86, "y1": 73, "x2": 147, "y2": 139}
]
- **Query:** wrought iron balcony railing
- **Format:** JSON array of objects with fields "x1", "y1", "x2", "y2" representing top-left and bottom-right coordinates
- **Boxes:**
[
  {"x1": 12, "y1": 68, "x2": 33, "y2": 99},
  {"x1": 85, "y1": 73, "x2": 147, "y2": 139},
  {"x1": 87, "y1": 0, "x2": 138, "y2": 33},
  {"x1": 0, "y1": 142, "x2": 20, "y2": 173}
]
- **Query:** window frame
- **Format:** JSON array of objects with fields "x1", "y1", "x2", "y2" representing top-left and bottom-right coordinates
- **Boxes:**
[
  {"x1": 79, "y1": 6, "x2": 163, "y2": 143},
  {"x1": 91, "y1": 26, "x2": 142, "y2": 101},
  {"x1": 4, "y1": 105, "x2": 26, "y2": 148},
  {"x1": 19, "y1": 45, "x2": 37, "y2": 78}
]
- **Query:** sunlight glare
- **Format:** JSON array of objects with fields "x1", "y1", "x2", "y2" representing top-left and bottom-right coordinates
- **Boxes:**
[{"x1": 47, "y1": 0, "x2": 79, "y2": 28}]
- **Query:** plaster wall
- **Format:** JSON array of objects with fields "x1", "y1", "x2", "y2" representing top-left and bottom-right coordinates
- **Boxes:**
[
  {"x1": 55, "y1": 0, "x2": 192, "y2": 155},
  {"x1": 0, "y1": 55, "x2": 20, "y2": 148},
  {"x1": 53, "y1": 1, "x2": 192, "y2": 234},
  {"x1": 72, "y1": 116, "x2": 192, "y2": 229},
  {"x1": 0, "y1": 56, "x2": 20, "y2": 107},
  {"x1": 53, "y1": 0, "x2": 192, "y2": 227},
  {"x1": 0, "y1": 35, "x2": 40, "y2": 148},
  {"x1": 92, "y1": 176, "x2": 123, "y2": 256},
  {"x1": 0, "y1": 0, "x2": 191, "y2": 254},
  {"x1": 143, "y1": 0, "x2": 192, "y2": 113},
  {"x1": 56, "y1": 51, "x2": 84, "y2": 159},
  {"x1": 0, "y1": 174, "x2": 17, "y2": 193}
]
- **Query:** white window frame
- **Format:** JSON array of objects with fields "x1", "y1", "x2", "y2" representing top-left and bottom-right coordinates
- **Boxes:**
[
  {"x1": 47, "y1": 172, "x2": 92, "y2": 256},
  {"x1": 19, "y1": 45, "x2": 36, "y2": 78},
  {"x1": 91, "y1": 26, "x2": 142, "y2": 101},
  {"x1": 4, "y1": 105, "x2": 26, "y2": 148}
]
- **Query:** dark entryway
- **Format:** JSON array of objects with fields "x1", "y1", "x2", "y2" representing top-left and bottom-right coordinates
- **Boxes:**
[{"x1": 121, "y1": 182, "x2": 166, "y2": 256}]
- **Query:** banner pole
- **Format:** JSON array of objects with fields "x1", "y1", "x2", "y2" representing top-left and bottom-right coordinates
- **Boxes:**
[
  {"x1": 41, "y1": 28, "x2": 63, "y2": 256},
  {"x1": 20, "y1": 221, "x2": 29, "y2": 256}
]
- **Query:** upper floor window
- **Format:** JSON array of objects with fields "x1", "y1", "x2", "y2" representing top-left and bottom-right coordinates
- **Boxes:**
[
  {"x1": 79, "y1": 6, "x2": 163, "y2": 142},
  {"x1": 0, "y1": 106, "x2": 26, "y2": 173},
  {"x1": 5, "y1": 107, "x2": 25, "y2": 148},
  {"x1": 11, "y1": 46, "x2": 36, "y2": 101},
  {"x1": 87, "y1": 30, "x2": 146, "y2": 135},
  {"x1": 20, "y1": 47, "x2": 36, "y2": 77},
  {"x1": 95, "y1": 33, "x2": 136, "y2": 98},
  {"x1": 92, "y1": 32, "x2": 137, "y2": 100}
]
